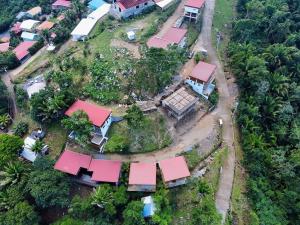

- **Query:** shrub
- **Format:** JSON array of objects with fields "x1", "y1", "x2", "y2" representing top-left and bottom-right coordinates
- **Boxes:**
[
  {"x1": 28, "y1": 39, "x2": 44, "y2": 55},
  {"x1": 105, "y1": 134, "x2": 130, "y2": 153},
  {"x1": 13, "y1": 121, "x2": 29, "y2": 137},
  {"x1": 15, "y1": 87, "x2": 28, "y2": 109}
]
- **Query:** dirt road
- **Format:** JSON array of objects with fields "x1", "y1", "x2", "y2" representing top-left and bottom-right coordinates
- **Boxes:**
[{"x1": 195, "y1": 0, "x2": 237, "y2": 223}]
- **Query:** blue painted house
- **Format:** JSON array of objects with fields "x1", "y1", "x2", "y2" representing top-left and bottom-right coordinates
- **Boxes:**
[{"x1": 88, "y1": 0, "x2": 106, "y2": 10}]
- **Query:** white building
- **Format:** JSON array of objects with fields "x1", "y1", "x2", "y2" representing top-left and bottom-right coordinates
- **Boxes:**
[
  {"x1": 20, "y1": 136, "x2": 48, "y2": 162},
  {"x1": 110, "y1": 0, "x2": 155, "y2": 19},
  {"x1": 20, "y1": 20, "x2": 40, "y2": 31},
  {"x1": 21, "y1": 32, "x2": 39, "y2": 41},
  {"x1": 71, "y1": 18, "x2": 98, "y2": 41},
  {"x1": 155, "y1": 0, "x2": 176, "y2": 10},
  {"x1": 184, "y1": 0, "x2": 205, "y2": 22},
  {"x1": 185, "y1": 61, "x2": 216, "y2": 98}
]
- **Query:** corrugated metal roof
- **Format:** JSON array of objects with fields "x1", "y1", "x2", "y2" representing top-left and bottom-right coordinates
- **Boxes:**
[
  {"x1": 159, "y1": 156, "x2": 190, "y2": 182},
  {"x1": 129, "y1": 162, "x2": 157, "y2": 185}
]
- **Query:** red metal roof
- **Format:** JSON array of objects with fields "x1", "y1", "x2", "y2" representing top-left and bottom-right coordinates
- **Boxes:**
[
  {"x1": 129, "y1": 162, "x2": 156, "y2": 185},
  {"x1": 0, "y1": 42, "x2": 10, "y2": 52},
  {"x1": 65, "y1": 100, "x2": 112, "y2": 127},
  {"x1": 159, "y1": 156, "x2": 190, "y2": 182},
  {"x1": 147, "y1": 27, "x2": 187, "y2": 49},
  {"x1": 52, "y1": 0, "x2": 71, "y2": 7},
  {"x1": 13, "y1": 41, "x2": 36, "y2": 61},
  {"x1": 190, "y1": 61, "x2": 216, "y2": 82},
  {"x1": 185, "y1": 0, "x2": 205, "y2": 9},
  {"x1": 116, "y1": 0, "x2": 150, "y2": 10},
  {"x1": 54, "y1": 150, "x2": 92, "y2": 175},
  {"x1": 88, "y1": 159, "x2": 122, "y2": 183},
  {"x1": 163, "y1": 27, "x2": 187, "y2": 44}
]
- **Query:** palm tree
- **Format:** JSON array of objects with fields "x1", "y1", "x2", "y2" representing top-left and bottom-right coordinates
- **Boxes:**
[
  {"x1": 0, "y1": 162, "x2": 28, "y2": 189},
  {"x1": 91, "y1": 185, "x2": 113, "y2": 208},
  {"x1": 31, "y1": 140, "x2": 44, "y2": 154},
  {"x1": 0, "y1": 114, "x2": 11, "y2": 129}
]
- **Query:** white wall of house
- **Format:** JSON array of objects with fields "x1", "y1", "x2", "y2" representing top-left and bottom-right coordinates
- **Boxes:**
[
  {"x1": 184, "y1": 6, "x2": 203, "y2": 21},
  {"x1": 100, "y1": 114, "x2": 112, "y2": 137},
  {"x1": 186, "y1": 78, "x2": 205, "y2": 95},
  {"x1": 111, "y1": 1, "x2": 154, "y2": 19}
]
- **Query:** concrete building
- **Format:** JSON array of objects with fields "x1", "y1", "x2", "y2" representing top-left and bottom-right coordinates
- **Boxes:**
[
  {"x1": 111, "y1": 0, "x2": 155, "y2": 19},
  {"x1": 21, "y1": 32, "x2": 39, "y2": 41},
  {"x1": 185, "y1": 61, "x2": 216, "y2": 98},
  {"x1": 162, "y1": 87, "x2": 198, "y2": 121},
  {"x1": 184, "y1": 0, "x2": 205, "y2": 22},
  {"x1": 20, "y1": 20, "x2": 40, "y2": 31}
]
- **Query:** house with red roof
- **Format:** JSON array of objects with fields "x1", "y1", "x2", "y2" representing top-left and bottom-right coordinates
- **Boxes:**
[
  {"x1": 88, "y1": 159, "x2": 122, "y2": 184},
  {"x1": 65, "y1": 100, "x2": 112, "y2": 146},
  {"x1": 13, "y1": 41, "x2": 36, "y2": 63},
  {"x1": 184, "y1": 0, "x2": 205, "y2": 22},
  {"x1": 54, "y1": 149, "x2": 92, "y2": 175},
  {"x1": 52, "y1": 0, "x2": 72, "y2": 10},
  {"x1": 147, "y1": 27, "x2": 187, "y2": 49},
  {"x1": 159, "y1": 156, "x2": 191, "y2": 188},
  {"x1": 185, "y1": 61, "x2": 216, "y2": 98},
  {"x1": 128, "y1": 162, "x2": 157, "y2": 192},
  {"x1": 111, "y1": 0, "x2": 155, "y2": 19}
]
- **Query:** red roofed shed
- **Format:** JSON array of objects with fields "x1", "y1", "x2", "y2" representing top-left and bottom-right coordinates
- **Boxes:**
[
  {"x1": 128, "y1": 162, "x2": 157, "y2": 192},
  {"x1": 65, "y1": 100, "x2": 112, "y2": 127},
  {"x1": 88, "y1": 159, "x2": 122, "y2": 183},
  {"x1": 52, "y1": 0, "x2": 72, "y2": 8},
  {"x1": 185, "y1": 0, "x2": 205, "y2": 9},
  {"x1": 159, "y1": 156, "x2": 190, "y2": 187},
  {"x1": 13, "y1": 41, "x2": 36, "y2": 61},
  {"x1": 54, "y1": 150, "x2": 92, "y2": 175},
  {"x1": 190, "y1": 61, "x2": 216, "y2": 83},
  {"x1": 0, "y1": 42, "x2": 10, "y2": 53},
  {"x1": 147, "y1": 36, "x2": 169, "y2": 49}
]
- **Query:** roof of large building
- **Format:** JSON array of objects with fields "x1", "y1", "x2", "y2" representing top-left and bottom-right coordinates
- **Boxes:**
[
  {"x1": 190, "y1": 61, "x2": 216, "y2": 82},
  {"x1": 36, "y1": 21, "x2": 55, "y2": 31},
  {"x1": 13, "y1": 41, "x2": 36, "y2": 61},
  {"x1": 54, "y1": 150, "x2": 92, "y2": 175},
  {"x1": 116, "y1": 0, "x2": 149, "y2": 10},
  {"x1": 71, "y1": 18, "x2": 97, "y2": 36},
  {"x1": 65, "y1": 100, "x2": 111, "y2": 127},
  {"x1": 52, "y1": 0, "x2": 72, "y2": 7},
  {"x1": 20, "y1": 20, "x2": 40, "y2": 30},
  {"x1": 159, "y1": 156, "x2": 190, "y2": 182},
  {"x1": 0, "y1": 42, "x2": 10, "y2": 52},
  {"x1": 129, "y1": 162, "x2": 157, "y2": 185},
  {"x1": 162, "y1": 87, "x2": 198, "y2": 115},
  {"x1": 27, "y1": 6, "x2": 42, "y2": 16},
  {"x1": 88, "y1": 159, "x2": 122, "y2": 183},
  {"x1": 185, "y1": 0, "x2": 205, "y2": 9},
  {"x1": 147, "y1": 27, "x2": 187, "y2": 49},
  {"x1": 163, "y1": 27, "x2": 188, "y2": 44}
]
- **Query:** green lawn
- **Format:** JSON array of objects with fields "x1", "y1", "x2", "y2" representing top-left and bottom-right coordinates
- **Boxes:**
[
  {"x1": 212, "y1": 0, "x2": 236, "y2": 57},
  {"x1": 44, "y1": 123, "x2": 68, "y2": 159}
]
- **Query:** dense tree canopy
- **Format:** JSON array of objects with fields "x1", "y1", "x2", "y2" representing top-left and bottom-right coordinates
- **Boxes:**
[
  {"x1": 230, "y1": 0, "x2": 300, "y2": 224},
  {"x1": 0, "y1": 134, "x2": 23, "y2": 169}
]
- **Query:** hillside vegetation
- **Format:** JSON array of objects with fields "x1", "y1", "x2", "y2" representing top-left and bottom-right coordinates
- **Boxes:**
[{"x1": 229, "y1": 0, "x2": 300, "y2": 224}]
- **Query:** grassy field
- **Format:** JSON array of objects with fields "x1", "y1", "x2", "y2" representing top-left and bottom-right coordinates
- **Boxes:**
[{"x1": 212, "y1": 0, "x2": 236, "y2": 58}]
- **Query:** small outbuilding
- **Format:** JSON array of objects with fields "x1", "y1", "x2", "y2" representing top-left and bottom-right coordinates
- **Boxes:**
[
  {"x1": 142, "y1": 196, "x2": 156, "y2": 217},
  {"x1": 36, "y1": 21, "x2": 55, "y2": 31},
  {"x1": 52, "y1": 0, "x2": 72, "y2": 10},
  {"x1": 127, "y1": 31, "x2": 135, "y2": 40},
  {"x1": 24, "y1": 75, "x2": 46, "y2": 98},
  {"x1": 159, "y1": 156, "x2": 191, "y2": 188},
  {"x1": 27, "y1": 6, "x2": 42, "y2": 18},
  {"x1": 162, "y1": 87, "x2": 198, "y2": 121},
  {"x1": 128, "y1": 162, "x2": 157, "y2": 192}
]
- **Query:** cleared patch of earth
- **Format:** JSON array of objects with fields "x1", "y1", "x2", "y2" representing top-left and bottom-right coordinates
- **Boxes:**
[{"x1": 110, "y1": 39, "x2": 141, "y2": 58}]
